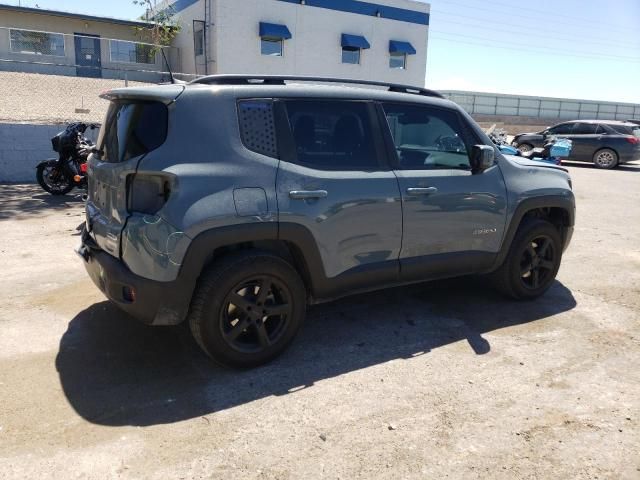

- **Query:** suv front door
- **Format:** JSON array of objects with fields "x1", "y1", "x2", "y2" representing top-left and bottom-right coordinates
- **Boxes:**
[
  {"x1": 380, "y1": 102, "x2": 508, "y2": 282},
  {"x1": 275, "y1": 99, "x2": 403, "y2": 297}
]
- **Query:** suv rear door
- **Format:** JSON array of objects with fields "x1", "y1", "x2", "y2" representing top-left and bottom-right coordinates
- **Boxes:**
[
  {"x1": 568, "y1": 122, "x2": 602, "y2": 160},
  {"x1": 275, "y1": 99, "x2": 403, "y2": 294},
  {"x1": 379, "y1": 102, "x2": 508, "y2": 282},
  {"x1": 87, "y1": 87, "x2": 180, "y2": 256}
]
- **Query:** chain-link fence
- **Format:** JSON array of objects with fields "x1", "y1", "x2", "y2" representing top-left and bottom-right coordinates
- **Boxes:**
[{"x1": 0, "y1": 26, "x2": 198, "y2": 124}]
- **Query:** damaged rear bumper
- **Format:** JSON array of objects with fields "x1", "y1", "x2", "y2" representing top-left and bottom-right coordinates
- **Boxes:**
[{"x1": 77, "y1": 225, "x2": 192, "y2": 326}]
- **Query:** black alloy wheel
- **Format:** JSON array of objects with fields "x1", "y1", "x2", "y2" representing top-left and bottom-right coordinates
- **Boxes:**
[
  {"x1": 491, "y1": 218, "x2": 562, "y2": 299},
  {"x1": 519, "y1": 235, "x2": 556, "y2": 290},
  {"x1": 188, "y1": 251, "x2": 306, "y2": 368},
  {"x1": 220, "y1": 276, "x2": 293, "y2": 353}
]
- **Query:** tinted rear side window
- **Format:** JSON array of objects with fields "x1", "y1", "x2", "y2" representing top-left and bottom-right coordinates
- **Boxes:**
[
  {"x1": 284, "y1": 100, "x2": 377, "y2": 171},
  {"x1": 572, "y1": 123, "x2": 598, "y2": 134},
  {"x1": 237, "y1": 100, "x2": 278, "y2": 159},
  {"x1": 99, "y1": 101, "x2": 168, "y2": 163}
]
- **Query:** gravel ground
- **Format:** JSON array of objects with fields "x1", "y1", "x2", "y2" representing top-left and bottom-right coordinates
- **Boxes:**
[{"x1": 0, "y1": 161, "x2": 639, "y2": 479}]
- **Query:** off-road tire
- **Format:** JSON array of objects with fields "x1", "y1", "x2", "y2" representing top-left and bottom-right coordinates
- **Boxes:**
[
  {"x1": 188, "y1": 251, "x2": 306, "y2": 369},
  {"x1": 491, "y1": 218, "x2": 562, "y2": 300}
]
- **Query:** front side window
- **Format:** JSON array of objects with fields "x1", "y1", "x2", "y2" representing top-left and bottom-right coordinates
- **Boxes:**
[
  {"x1": 261, "y1": 38, "x2": 283, "y2": 56},
  {"x1": 285, "y1": 100, "x2": 378, "y2": 171},
  {"x1": 390, "y1": 52, "x2": 406, "y2": 69},
  {"x1": 342, "y1": 47, "x2": 361, "y2": 64},
  {"x1": 382, "y1": 103, "x2": 471, "y2": 170},
  {"x1": 110, "y1": 40, "x2": 155, "y2": 64},
  {"x1": 10, "y1": 29, "x2": 65, "y2": 56},
  {"x1": 99, "y1": 101, "x2": 168, "y2": 163},
  {"x1": 547, "y1": 123, "x2": 574, "y2": 135}
]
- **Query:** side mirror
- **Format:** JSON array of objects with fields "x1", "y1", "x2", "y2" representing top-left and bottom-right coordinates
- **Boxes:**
[{"x1": 471, "y1": 145, "x2": 495, "y2": 173}]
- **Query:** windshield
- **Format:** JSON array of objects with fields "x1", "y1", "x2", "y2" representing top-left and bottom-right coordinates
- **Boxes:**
[{"x1": 97, "y1": 100, "x2": 168, "y2": 163}]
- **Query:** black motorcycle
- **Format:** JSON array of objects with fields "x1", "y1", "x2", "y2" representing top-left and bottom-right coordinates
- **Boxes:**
[{"x1": 36, "y1": 122, "x2": 99, "y2": 195}]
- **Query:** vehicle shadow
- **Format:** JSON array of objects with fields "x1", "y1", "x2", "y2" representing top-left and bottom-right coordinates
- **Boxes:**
[
  {"x1": 56, "y1": 278, "x2": 576, "y2": 427},
  {"x1": 0, "y1": 183, "x2": 84, "y2": 221}
]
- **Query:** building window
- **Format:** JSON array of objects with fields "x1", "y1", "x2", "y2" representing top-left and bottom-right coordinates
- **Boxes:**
[
  {"x1": 261, "y1": 38, "x2": 283, "y2": 56},
  {"x1": 390, "y1": 52, "x2": 406, "y2": 69},
  {"x1": 109, "y1": 40, "x2": 155, "y2": 64},
  {"x1": 341, "y1": 46, "x2": 361, "y2": 64},
  {"x1": 340, "y1": 34, "x2": 369, "y2": 66},
  {"x1": 259, "y1": 22, "x2": 291, "y2": 57},
  {"x1": 10, "y1": 29, "x2": 65, "y2": 56},
  {"x1": 193, "y1": 20, "x2": 204, "y2": 56}
]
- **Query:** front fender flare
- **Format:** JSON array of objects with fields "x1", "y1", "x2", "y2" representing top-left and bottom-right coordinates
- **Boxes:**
[{"x1": 493, "y1": 194, "x2": 575, "y2": 269}]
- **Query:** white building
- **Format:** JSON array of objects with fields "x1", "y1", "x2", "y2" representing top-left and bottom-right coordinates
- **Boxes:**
[{"x1": 169, "y1": 0, "x2": 430, "y2": 87}]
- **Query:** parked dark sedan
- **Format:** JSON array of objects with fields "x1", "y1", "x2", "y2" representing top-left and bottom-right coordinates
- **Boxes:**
[{"x1": 512, "y1": 120, "x2": 640, "y2": 169}]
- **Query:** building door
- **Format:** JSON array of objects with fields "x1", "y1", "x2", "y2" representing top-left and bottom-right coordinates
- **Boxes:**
[{"x1": 74, "y1": 33, "x2": 101, "y2": 78}]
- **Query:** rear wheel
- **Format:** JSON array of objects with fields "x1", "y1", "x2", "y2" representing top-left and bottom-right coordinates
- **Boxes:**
[
  {"x1": 188, "y1": 251, "x2": 306, "y2": 368},
  {"x1": 492, "y1": 219, "x2": 562, "y2": 299},
  {"x1": 593, "y1": 148, "x2": 618, "y2": 169},
  {"x1": 36, "y1": 160, "x2": 73, "y2": 195}
]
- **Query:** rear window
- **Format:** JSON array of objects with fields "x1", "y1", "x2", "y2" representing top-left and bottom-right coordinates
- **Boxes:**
[
  {"x1": 98, "y1": 100, "x2": 168, "y2": 163},
  {"x1": 608, "y1": 124, "x2": 640, "y2": 137}
]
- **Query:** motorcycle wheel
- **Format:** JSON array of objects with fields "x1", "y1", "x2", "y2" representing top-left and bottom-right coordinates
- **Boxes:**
[{"x1": 36, "y1": 160, "x2": 74, "y2": 195}]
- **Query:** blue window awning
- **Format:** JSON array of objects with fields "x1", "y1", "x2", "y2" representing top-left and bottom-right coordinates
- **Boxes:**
[
  {"x1": 389, "y1": 40, "x2": 417, "y2": 55},
  {"x1": 259, "y1": 22, "x2": 292, "y2": 40},
  {"x1": 341, "y1": 34, "x2": 370, "y2": 50}
]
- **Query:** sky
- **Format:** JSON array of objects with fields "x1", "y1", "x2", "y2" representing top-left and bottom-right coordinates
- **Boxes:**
[{"x1": 5, "y1": 0, "x2": 640, "y2": 103}]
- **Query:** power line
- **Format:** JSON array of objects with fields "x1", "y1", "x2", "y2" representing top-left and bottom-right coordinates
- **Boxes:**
[
  {"x1": 428, "y1": 33, "x2": 640, "y2": 63},
  {"x1": 432, "y1": 0, "x2": 640, "y2": 34},
  {"x1": 429, "y1": 30, "x2": 640, "y2": 62},
  {"x1": 430, "y1": 10, "x2": 640, "y2": 50}
]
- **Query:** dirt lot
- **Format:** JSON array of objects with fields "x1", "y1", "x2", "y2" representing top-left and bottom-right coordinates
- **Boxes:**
[{"x1": 1, "y1": 162, "x2": 639, "y2": 479}]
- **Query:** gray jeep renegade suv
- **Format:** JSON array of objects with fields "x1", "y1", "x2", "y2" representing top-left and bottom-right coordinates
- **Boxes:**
[{"x1": 77, "y1": 75, "x2": 575, "y2": 368}]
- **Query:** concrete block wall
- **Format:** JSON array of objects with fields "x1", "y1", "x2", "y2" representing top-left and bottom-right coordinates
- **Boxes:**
[{"x1": 0, "y1": 122, "x2": 97, "y2": 182}]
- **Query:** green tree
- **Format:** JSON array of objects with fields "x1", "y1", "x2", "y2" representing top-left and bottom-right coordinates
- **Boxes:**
[{"x1": 133, "y1": 0, "x2": 181, "y2": 48}]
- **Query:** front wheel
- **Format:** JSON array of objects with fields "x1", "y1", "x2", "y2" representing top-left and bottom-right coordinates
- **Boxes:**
[
  {"x1": 188, "y1": 251, "x2": 307, "y2": 368},
  {"x1": 491, "y1": 219, "x2": 563, "y2": 300},
  {"x1": 517, "y1": 143, "x2": 534, "y2": 153},
  {"x1": 36, "y1": 160, "x2": 73, "y2": 195}
]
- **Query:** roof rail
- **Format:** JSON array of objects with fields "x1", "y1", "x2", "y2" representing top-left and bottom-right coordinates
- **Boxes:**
[{"x1": 189, "y1": 75, "x2": 444, "y2": 99}]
